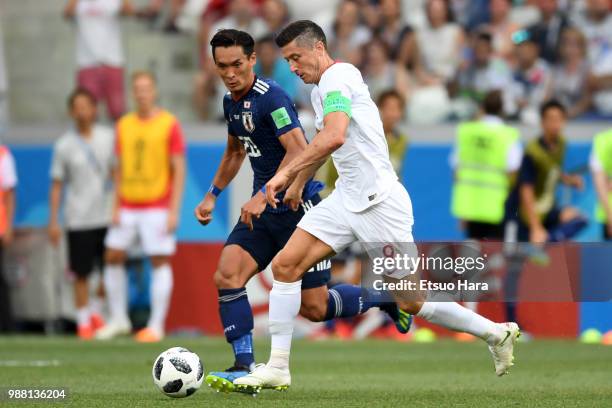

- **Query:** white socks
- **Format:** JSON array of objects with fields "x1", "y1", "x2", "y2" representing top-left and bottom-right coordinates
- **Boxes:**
[
  {"x1": 417, "y1": 302, "x2": 504, "y2": 345},
  {"x1": 89, "y1": 296, "x2": 104, "y2": 316},
  {"x1": 268, "y1": 280, "x2": 302, "y2": 370},
  {"x1": 104, "y1": 264, "x2": 129, "y2": 325},
  {"x1": 76, "y1": 307, "x2": 90, "y2": 327},
  {"x1": 148, "y1": 263, "x2": 173, "y2": 335}
]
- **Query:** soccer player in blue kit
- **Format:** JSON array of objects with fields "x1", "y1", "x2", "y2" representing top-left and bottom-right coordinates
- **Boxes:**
[{"x1": 194, "y1": 29, "x2": 412, "y2": 393}]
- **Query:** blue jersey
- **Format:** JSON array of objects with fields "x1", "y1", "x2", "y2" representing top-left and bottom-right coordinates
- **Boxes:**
[{"x1": 223, "y1": 77, "x2": 323, "y2": 212}]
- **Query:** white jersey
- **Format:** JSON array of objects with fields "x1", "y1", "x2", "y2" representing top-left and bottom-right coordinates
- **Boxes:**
[{"x1": 311, "y1": 63, "x2": 397, "y2": 212}]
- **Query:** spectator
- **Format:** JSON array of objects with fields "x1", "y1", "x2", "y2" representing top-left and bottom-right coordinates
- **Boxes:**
[
  {"x1": 479, "y1": 0, "x2": 522, "y2": 62},
  {"x1": 63, "y1": 0, "x2": 133, "y2": 121},
  {"x1": 526, "y1": 0, "x2": 569, "y2": 64},
  {"x1": 327, "y1": 0, "x2": 371, "y2": 66},
  {"x1": 361, "y1": 38, "x2": 408, "y2": 102},
  {"x1": 254, "y1": 35, "x2": 298, "y2": 101},
  {"x1": 547, "y1": 27, "x2": 592, "y2": 118},
  {"x1": 377, "y1": 0, "x2": 411, "y2": 54},
  {"x1": 0, "y1": 142, "x2": 16, "y2": 333},
  {"x1": 209, "y1": 0, "x2": 266, "y2": 39},
  {"x1": 261, "y1": 0, "x2": 289, "y2": 35},
  {"x1": 508, "y1": 31, "x2": 552, "y2": 124},
  {"x1": 456, "y1": 31, "x2": 513, "y2": 118},
  {"x1": 573, "y1": 0, "x2": 612, "y2": 116},
  {"x1": 415, "y1": 0, "x2": 465, "y2": 84},
  {"x1": 378, "y1": 90, "x2": 408, "y2": 177},
  {"x1": 96, "y1": 71, "x2": 186, "y2": 342},
  {"x1": 136, "y1": 0, "x2": 187, "y2": 33},
  {"x1": 48, "y1": 89, "x2": 114, "y2": 340}
]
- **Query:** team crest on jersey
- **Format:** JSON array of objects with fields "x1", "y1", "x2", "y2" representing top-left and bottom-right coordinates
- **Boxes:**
[
  {"x1": 244, "y1": 101, "x2": 251, "y2": 108},
  {"x1": 242, "y1": 111, "x2": 255, "y2": 133}
]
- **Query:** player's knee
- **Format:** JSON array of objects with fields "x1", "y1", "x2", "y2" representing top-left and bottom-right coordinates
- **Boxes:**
[
  {"x1": 299, "y1": 301, "x2": 327, "y2": 322},
  {"x1": 398, "y1": 300, "x2": 423, "y2": 315},
  {"x1": 213, "y1": 267, "x2": 242, "y2": 289},
  {"x1": 271, "y1": 253, "x2": 301, "y2": 283}
]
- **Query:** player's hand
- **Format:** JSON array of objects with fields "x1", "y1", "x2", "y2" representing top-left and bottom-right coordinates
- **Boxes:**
[
  {"x1": 167, "y1": 211, "x2": 179, "y2": 233},
  {"x1": 265, "y1": 170, "x2": 290, "y2": 209},
  {"x1": 195, "y1": 193, "x2": 216, "y2": 226},
  {"x1": 47, "y1": 222, "x2": 62, "y2": 247},
  {"x1": 240, "y1": 192, "x2": 267, "y2": 231},
  {"x1": 530, "y1": 225, "x2": 548, "y2": 244},
  {"x1": 283, "y1": 181, "x2": 304, "y2": 211},
  {"x1": 565, "y1": 174, "x2": 584, "y2": 191}
]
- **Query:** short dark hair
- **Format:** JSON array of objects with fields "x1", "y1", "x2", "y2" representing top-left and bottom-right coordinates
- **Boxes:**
[
  {"x1": 540, "y1": 99, "x2": 567, "y2": 118},
  {"x1": 275, "y1": 20, "x2": 327, "y2": 49},
  {"x1": 67, "y1": 87, "x2": 97, "y2": 109},
  {"x1": 210, "y1": 29, "x2": 255, "y2": 61},
  {"x1": 377, "y1": 89, "x2": 405, "y2": 110},
  {"x1": 482, "y1": 90, "x2": 503, "y2": 116},
  {"x1": 475, "y1": 31, "x2": 493, "y2": 45}
]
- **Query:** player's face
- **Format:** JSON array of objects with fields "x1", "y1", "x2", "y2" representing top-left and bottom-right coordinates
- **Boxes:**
[
  {"x1": 541, "y1": 107, "x2": 566, "y2": 139},
  {"x1": 70, "y1": 95, "x2": 97, "y2": 126},
  {"x1": 132, "y1": 75, "x2": 157, "y2": 112},
  {"x1": 214, "y1": 46, "x2": 256, "y2": 94},
  {"x1": 280, "y1": 40, "x2": 326, "y2": 84}
]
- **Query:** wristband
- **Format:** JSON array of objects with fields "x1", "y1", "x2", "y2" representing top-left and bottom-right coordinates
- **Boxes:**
[
  {"x1": 260, "y1": 185, "x2": 266, "y2": 194},
  {"x1": 208, "y1": 184, "x2": 222, "y2": 197}
]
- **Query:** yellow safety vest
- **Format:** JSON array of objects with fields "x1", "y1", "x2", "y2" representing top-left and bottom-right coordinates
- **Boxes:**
[
  {"x1": 593, "y1": 129, "x2": 612, "y2": 222},
  {"x1": 117, "y1": 111, "x2": 176, "y2": 204},
  {"x1": 451, "y1": 121, "x2": 519, "y2": 224}
]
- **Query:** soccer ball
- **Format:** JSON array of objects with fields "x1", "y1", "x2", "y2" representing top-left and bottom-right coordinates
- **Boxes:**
[{"x1": 152, "y1": 347, "x2": 204, "y2": 398}]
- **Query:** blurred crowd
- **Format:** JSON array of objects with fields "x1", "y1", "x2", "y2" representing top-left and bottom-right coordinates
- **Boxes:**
[{"x1": 54, "y1": 0, "x2": 612, "y2": 126}]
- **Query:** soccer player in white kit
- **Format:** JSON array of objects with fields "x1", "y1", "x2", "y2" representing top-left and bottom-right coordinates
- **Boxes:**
[{"x1": 235, "y1": 20, "x2": 520, "y2": 393}]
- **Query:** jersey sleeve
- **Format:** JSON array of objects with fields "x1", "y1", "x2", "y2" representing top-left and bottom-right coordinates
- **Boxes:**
[
  {"x1": 50, "y1": 140, "x2": 66, "y2": 181},
  {"x1": 264, "y1": 88, "x2": 301, "y2": 138},
  {"x1": 317, "y1": 64, "x2": 354, "y2": 119},
  {"x1": 518, "y1": 155, "x2": 537, "y2": 186},
  {"x1": 169, "y1": 120, "x2": 186, "y2": 155},
  {"x1": 0, "y1": 149, "x2": 17, "y2": 190}
]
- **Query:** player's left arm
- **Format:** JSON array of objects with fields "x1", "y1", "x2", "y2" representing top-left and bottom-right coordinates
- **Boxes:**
[{"x1": 168, "y1": 121, "x2": 186, "y2": 233}]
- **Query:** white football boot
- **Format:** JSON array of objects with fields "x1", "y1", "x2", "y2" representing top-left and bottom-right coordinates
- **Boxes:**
[
  {"x1": 233, "y1": 364, "x2": 291, "y2": 395},
  {"x1": 488, "y1": 322, "x2": 521, "y2": 376},
  {"x1": 94, "y1": 320, "x2": 132, "y2": 340}
]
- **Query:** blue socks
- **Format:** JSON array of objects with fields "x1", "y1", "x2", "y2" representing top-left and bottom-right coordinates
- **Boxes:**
[
  {"x1": 218, "y1": 288, "x2": 254, "y2": 369},
  {"x1": 324, "y1": 284, "x2": 393, "y2": 320}
]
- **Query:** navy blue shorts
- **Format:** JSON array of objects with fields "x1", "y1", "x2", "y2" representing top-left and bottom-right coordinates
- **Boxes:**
[{"x1": 225, "y1": 194, "x2": 331, "y2": 290}]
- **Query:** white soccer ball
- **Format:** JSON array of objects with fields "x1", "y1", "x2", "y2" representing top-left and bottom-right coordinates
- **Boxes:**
[{"x1": 152, "y1": 347, "x2": 204, "y2": 398}]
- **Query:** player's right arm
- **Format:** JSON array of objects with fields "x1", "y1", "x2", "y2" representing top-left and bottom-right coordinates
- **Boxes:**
[
  {"x1": 518, "y1": 157, "x2": 547, "y2": 243},
  {"x1": 195, "y1": 135, "x2": 247, "y2": 226}
]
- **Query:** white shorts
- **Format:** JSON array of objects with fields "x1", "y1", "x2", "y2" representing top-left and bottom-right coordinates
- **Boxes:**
[
  {"x1": 298, "y1": 181, "x2": 415, "y2": 254},
  {"x1": 105, "y1": 208, "x2": 176, "y2": 256}
]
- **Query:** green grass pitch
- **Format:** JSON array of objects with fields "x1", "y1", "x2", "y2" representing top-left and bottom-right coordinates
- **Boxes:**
[{"x1": 0, "y1": 336, "x2": 611, "y2": 407}]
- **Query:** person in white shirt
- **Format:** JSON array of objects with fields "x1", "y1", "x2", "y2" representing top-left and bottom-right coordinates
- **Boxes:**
[
  {"x1": 235, "y1": 20, "x2": 520, "y2": 393},
  {"x1": 48, "y1": 88, "x2": 115, "y2": 340},
  {"x1": 63, "y1": 0, "x2": 133, "y2": 121}
]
